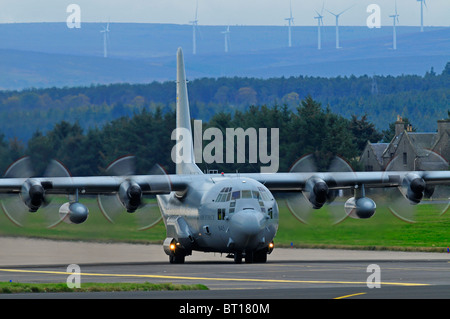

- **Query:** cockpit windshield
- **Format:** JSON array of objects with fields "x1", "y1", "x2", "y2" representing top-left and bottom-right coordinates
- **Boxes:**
[{"x1": 215, "y1": 187, "x2": 272, "y2": 202}]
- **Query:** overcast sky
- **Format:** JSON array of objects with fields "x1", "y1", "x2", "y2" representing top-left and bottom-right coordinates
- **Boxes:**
[{"x1": 0, "y1": 0, "x2": 449, "y2": 27}]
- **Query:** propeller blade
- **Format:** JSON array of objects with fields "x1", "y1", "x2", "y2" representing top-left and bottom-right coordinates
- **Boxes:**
[
  {"x1": 383, "y1": 150, "x2": 449, "y2": 223},
  {"x1": 98, "y1": 155, "x2": 136, "y2": 223},
  {"x1": 41, "y1": 159, "x2": 74, "y2": 228},
  {"x1": 285, "y1": 154, "x2": 354, "y2": 225},
  {"x1": 1, "y1": 157, "x2": 72, "y2": 228},
  {"x1": 97, "y1": 156, "x2": 166, "y2": 230}
]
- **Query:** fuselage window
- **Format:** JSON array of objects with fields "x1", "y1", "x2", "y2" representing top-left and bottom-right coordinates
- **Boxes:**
[{"x1": 218, "y1": 208, "x2": 226, "y2": 220}]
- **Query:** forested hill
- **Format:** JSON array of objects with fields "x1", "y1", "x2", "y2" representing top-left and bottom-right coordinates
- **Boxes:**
[
  {"x1": 0, "y1": 97, "x2": 387, "y2": 176},
  {"x1": 0, "y1": 62, "x2": 449, "y2": 142}
]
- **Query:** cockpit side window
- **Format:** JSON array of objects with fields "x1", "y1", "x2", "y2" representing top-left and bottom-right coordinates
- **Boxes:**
[
  {"x1": 252, "y1": 190, "x2": 261, "y2": 200},
  {"x1": 216, "y1": 187, "x2": 233, "y2": 202},
  {"x1": 258, "y1": 187, "x2": 272, "y2": 201}
]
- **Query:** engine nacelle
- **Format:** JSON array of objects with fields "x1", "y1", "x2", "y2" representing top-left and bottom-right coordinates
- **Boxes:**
[
  {"x1": 119, "y1": 180, "x2": 142, "y2": 212},
  {"x1": 344, "y1": 196, "x2": 376, "y2": 219},
  {"x1": 59, "y1": 202, "x2": 89, "y2": 224},
  {"x1": 21, "y1": 179, "x2": 47, "y2": 212},
  {"x1": 402, "y1": 173, "x2": 426, "y2": 204},
  {"x1": 304, "y1": 177, "x2": 329, "y2": 209}
]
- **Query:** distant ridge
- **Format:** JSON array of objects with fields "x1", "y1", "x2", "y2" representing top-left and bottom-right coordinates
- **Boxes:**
[{"x1": 0, "y1": 23, "x2": 449, "y2": 90}]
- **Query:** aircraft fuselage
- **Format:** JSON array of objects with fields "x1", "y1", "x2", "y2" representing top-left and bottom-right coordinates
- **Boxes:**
[{"x1": 157, "y1": 175, "x2": 279, "y2": 263}]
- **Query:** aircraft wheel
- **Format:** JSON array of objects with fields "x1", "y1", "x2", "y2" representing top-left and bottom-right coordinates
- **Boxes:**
[
  {"x1": 234, "y1": 252, "x2": 243, "y2": 264},
  {"x1": 169, "y1": 253, "x2": 185, "y2": 264},
  {"x1": 253, "y1": 249, "x2": 268, "y2": 263},
  {"x1": 245, "y1": 251, "x2": 254, "y2": 264}
]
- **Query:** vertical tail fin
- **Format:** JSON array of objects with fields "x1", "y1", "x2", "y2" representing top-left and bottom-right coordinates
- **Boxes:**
[{"x1": 174, "y1": 48, "x2": 202, "y2": 175}]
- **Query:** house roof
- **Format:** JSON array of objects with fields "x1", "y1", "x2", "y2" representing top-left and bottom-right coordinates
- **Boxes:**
[
  {"x1": 406, "y1": 132, "x2": 438, "y2": 156},
  {"x1": 369, "y1": 142, "x2": 389, "y2": 165}
]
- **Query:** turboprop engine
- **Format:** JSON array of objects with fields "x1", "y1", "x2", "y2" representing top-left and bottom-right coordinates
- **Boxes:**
[
  {"x1": 118, "y1": 180, "x2": 142, "y2": 212},
  {"x1": 59, "y1": 202, "x2": 89, "y2": 224},
  {"x1": 21, "y1": 179, "x2": 48, "y2": 212},
  {"x1": 303, "y1": 177, "x2": 329, "y2": 209},
  {"x1": 402, "y1": 173, "x2": 426, "y2": 204}
]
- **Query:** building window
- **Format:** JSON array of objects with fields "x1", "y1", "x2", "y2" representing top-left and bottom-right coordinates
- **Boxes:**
[{"x1": 403, "y1": 152, "x2": 407, "y2": 165}]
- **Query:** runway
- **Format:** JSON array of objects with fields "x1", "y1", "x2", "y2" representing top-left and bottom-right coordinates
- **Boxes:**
[{"x1": 0, "y1": 237, "x2": 450, "y2": 300}]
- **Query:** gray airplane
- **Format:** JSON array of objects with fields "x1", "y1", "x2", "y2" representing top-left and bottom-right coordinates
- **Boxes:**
[{"x1": 0, "y1": 48, "x2": 449, "y2": 264}]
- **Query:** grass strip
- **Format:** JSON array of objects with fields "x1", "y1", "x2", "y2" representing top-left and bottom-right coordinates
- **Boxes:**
[{"x1": 0, "y1": 281, "x2": 208, "y2": 294}]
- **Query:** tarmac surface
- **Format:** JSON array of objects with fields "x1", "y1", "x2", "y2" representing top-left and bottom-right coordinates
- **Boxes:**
[
  {"x1": 2, "y1": 236, "x2": 450, "y2": 266},
  {"x1": 1, "y1": 237, "x2": 450, "y2": 301}
]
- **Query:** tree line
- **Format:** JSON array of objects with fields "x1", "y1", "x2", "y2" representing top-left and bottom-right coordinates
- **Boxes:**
[{"x1": 0, "y1": 96, "x2": 392, "y2": 176}]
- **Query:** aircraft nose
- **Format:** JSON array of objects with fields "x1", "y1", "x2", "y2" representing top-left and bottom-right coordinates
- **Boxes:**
[{"x1": 229, "y1": 210, "x2": 265, "y2": 238}]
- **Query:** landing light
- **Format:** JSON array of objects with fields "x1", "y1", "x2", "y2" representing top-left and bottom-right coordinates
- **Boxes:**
[
  {"x1": 170, "y1": 243, "x2": 176, "y2": 251},
  {"x1": 269, "y1": 242, "x2": 274, "y2": 249}
]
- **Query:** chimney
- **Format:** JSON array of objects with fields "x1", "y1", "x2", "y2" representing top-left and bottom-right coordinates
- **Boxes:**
[
  {"x1": 437, "y1": 119, "x2": 450, "y2": 137},
  {"x1": 395, "y1": 115, "x2": 405, "y2": 136}
]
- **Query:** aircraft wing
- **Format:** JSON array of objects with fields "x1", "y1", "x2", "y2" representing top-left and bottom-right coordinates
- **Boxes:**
[
  {"x1": 0, "y1": 175, "x2": 189, "y2": 195},
  {"x1": 240, "y1": 171, "x2": 450, "y2": 192},
  {"x1": 0, "y1": 170, "x2": 448, "y2": 195}
]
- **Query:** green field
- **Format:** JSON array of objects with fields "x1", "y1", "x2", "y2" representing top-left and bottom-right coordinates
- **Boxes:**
[{"x1": 0, "y1": 197, "x2": 449, "y2": 252}]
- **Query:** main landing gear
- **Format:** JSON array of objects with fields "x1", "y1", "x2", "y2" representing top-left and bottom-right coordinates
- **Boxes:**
[{"x1": 233, "y1": 243, "x2": 274, "y2": 264}]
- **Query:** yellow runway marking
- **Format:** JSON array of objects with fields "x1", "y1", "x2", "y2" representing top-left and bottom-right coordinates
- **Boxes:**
[
  {"x1": 0, "y1": 268, "x2": 429, "y2": 287},
  {"x1": 334, "y1": 292, "x2": 367, "y2": 299}
]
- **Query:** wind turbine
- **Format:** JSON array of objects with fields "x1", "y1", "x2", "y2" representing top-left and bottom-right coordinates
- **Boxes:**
[
  {"x1": 222, "y1": 26, "x2": 230, "y2": 53},
  {"x1": 314, "y1": 3, "x2": 325, "y2": 50},
  {"x1": 389, "y1": 1, "x2": 400, "y2": 50},
  {"x1": 190, "y1": 1, "x2": 199, "y2": 55},
  {"x1": 100, "y1": 22, "x2": 110, "y2": 58},
  {"x1": 417, "y1": 0, "x2": 427, "y2": 32},
  {"x1": 326, "y1": 5, "x2": 353, "y2": 49},
  {"x1": 285, "y1": 0, "x2": 294, "y2": 47}
]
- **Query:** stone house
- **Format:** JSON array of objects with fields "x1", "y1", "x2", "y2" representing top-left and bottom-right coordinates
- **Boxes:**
[{"x1": 360, "y1": 116, "x2": 449, "y2": 171}]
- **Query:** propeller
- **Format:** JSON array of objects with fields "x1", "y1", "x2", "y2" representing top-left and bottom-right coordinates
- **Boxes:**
[
  {"x1": 1, "y1": 157, "x2": 73, "y2": 228},
  {"x1": 383, "y1": 150, "x2": 449, "y2": 223},
  {"x1": 285, "y1": 154, "x2": 355, "y2": 225},
  {"x1": 97, "y1": 156, "x2": 170, "y2": 231}
]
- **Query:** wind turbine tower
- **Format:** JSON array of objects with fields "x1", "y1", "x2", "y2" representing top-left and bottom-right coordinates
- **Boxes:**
[
  {"x1": 326, "y1": 6, "x2": 353, "y2": 49},
  {"x1": 190, "y1": 1, "x2": 199, "y2": 55},
  {"x1": 100, "y1": 22, "x2": 110, "y2": 58},
  {"x1": 389, "y1": 1, "x2": 400, "y2": 50},
  {"x1": 417, "y1": 0, "x2": 427, "y2": 32},
  {"x1": 285, "y1": 0, "x2": 294, "y2": 47},
  {"x1": 222, "y1": 26, "x2": 230, "y2": 53},
  {"x1": 314, "y1": 7, "x2": 324, "y2": 50}
]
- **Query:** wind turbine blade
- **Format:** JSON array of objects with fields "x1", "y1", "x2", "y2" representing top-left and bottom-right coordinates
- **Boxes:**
[
  {"x1": 195, "y1": 0, "x2": 198, "y2": 20},
  {"x1": 290, "y1": 0, "x2": 292, "y2": 18},
  {"x1": 339, "y1": 4, "x2": 355, "y2": 16},
  {"x1": 325, "y1": 9, "x2": 337, "y2": 17}
]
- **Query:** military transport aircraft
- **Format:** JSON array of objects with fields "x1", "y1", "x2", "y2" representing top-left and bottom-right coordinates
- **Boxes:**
[{"x1": 0, "y1": 48, "x2": 449, "y2": 264}]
